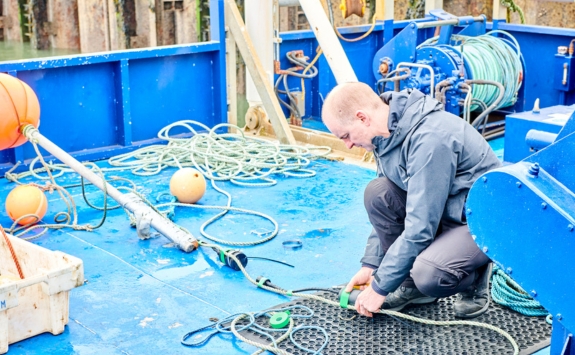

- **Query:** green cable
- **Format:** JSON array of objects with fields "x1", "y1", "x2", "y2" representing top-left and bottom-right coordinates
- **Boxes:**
[
  {"x1": 418, "y1": 31, "x2": 522, "y2": 112},
  {"x1": 500, "y1": 0, "x2": 525, "y2": 24}
]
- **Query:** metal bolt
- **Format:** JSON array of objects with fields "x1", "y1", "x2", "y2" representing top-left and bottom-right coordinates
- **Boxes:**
[
  {"x1": 506, "y1": 267, "x2": 513, "y2": 274},
  {"x1": 482, "y1": 246, "x2": 488, "y2": 253},
  {"x1": 569, "y1": 224, "x2": 574, "y2": 231},
  {"x1": 530, "y1": 290, "x2": 537, "y2": 298},
  {"x1": 466, "y1": 208, "x2": 472, "y2": 215},
  {"x1": 541, "y1": 202, "x2": 547, "y2": 209},
  {"x1": 411, "y1": 23, "x2": 416, "y2": 28},
  {"x1": 556, "y1": 313, "x2": 563, "y2": 321},
  {"x1": 516, "y1": 182, "x2": 522, "y2": 188},
  {"x1": 482, "y1": 176, "x2": 488, "y2": 183},
  {"x1": 409, "y1": 56, "x2": 414, "y2": 60},
  {"x1": 528, "y1": 163, "x2": 540, "y2": 177}
]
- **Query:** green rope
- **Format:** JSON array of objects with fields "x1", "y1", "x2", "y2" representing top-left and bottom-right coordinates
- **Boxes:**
[
  {"x1": 500, "y1": 0, "x2": 526, "y2": 24},
  {"x1": 491, "y1": 265, "x2": 549, "y2": 317}
]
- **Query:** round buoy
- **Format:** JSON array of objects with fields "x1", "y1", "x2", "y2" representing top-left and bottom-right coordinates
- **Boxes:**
[
  {"x1": 169, "y1": 168, "x2": 207, "y2": 204},
  {"x1": 5, "y1": 185, "x2": 48, "y2": 225},
  {"x1": 0, "y1": 73, "x2": 40, "y2": 150}
]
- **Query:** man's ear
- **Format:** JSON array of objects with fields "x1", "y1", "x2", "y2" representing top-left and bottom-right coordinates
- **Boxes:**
[{"x1": 355, "y1": 110, "x2": 371, "y2": 126}]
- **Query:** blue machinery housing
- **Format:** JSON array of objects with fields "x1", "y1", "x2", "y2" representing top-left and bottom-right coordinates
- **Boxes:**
[{"x1": 2, "y1": 1, "x2": 575, "y2": 353}]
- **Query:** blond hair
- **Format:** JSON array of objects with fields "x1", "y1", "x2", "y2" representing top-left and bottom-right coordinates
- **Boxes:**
[{"x1": 322, "y1": 82, "x2": 382, "y2": 123}]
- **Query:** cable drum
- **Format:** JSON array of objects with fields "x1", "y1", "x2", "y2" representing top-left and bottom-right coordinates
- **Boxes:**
[{"x1": 419, "y1": 30, "x2": 523, "y2": 111}]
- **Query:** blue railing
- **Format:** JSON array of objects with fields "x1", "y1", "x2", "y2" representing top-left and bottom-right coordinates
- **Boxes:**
[
  {"x1": 0, "y1": 0, "x2": 226, "y2": 174},
  {"x1": 3, "y1": 5, "x2": 575, "y2": 174}
]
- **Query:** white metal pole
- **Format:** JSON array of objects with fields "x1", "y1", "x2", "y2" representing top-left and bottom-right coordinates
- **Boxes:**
[
  {"x1": 245, "y1": 0, "x2": 274, "y2": 106},
  {"x1": 298, "y1": 0, "x2": 358, "y2": 84},
  {"x1": 23, "y1": 126, "x2": 199, "y2": 253}
]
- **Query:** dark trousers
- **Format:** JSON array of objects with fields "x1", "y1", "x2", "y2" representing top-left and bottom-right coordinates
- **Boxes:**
[{"x1": 364, "y1": 177, "x2": 490, "y2": 298}]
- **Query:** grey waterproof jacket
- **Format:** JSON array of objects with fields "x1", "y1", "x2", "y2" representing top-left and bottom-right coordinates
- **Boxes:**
[{"x1": 360, "y1": 89, "x2": 501, "y2": 295}]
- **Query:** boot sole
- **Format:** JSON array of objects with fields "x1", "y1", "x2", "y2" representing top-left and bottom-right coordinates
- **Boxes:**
[
  {"x1": 384, "y1": 296, "x2": 437, "y2": 312},
  {"x1": 454, "y1": 298, "x2": 491, "y2": 319}
]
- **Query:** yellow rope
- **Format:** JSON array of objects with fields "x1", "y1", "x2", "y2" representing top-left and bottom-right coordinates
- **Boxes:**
[{"x1": 335, "y1": 13, "x2": 378, "y2": 43}]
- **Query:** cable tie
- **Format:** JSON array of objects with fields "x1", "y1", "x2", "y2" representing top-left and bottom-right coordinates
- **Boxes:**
[
  {"x1": 219, "y1": 248, "x2": 231, "y2": 264},
  {"x1": 257, "y1": 277, "x2": 269, "y2": 289},
  {"x1": 339, "y1": 291, "x2": 351, "y2": 309},
  {"x1": 282, "y1": 239, "x2": 303, "y2": 250}
]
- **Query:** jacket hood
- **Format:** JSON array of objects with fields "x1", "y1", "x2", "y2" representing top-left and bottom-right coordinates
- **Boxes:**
[{"x1": 373, "y1": 89, "x2": 443, "y2": 156}]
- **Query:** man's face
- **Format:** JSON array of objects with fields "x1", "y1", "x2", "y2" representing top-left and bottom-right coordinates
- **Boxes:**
[{"x1": 324, "y1": 113, "x2": 375, "y2": 151}]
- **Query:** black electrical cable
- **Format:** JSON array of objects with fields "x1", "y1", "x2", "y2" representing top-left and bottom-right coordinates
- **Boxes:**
[
  {"x1": 248, "y1": 257, "x2": 294, "y2": 268},
  {"x1": 291, "y1": 287, "x2": 339, "y2": 295}
]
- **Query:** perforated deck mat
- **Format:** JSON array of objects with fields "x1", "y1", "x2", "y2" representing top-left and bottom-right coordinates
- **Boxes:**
[{"x1": 241, "y1": 290, "x2": 550, "y2": 355}]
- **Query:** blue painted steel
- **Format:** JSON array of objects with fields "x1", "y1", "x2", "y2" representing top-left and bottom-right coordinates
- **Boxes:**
[
  {"x1": 274, "y1": 16, "x2": 575, "y2": 126},
  {"x1": 372, "y1": 22, "x2": 419, "y2": 79},
  {"x1": 3, "y1": 10, "x2": 575, "y2": 173},
  {"x1": 116, "y1": 59, "x2": 133, "y2": 146},
  {"x1": 551, "y1": 318, "x2": 575, "y2": 355},
  {"x1": 211, "y1": 0, "x2": 228, "y2": 132},
  {"x1": 0, "y1": 43, "x2": 220, "y2": 71},
  {"x1": 0, "y1": 7, "x2": 225, "y2": 175},
  {"x1": 279, "y1": 16, "x2": 575, "y2": 128},
  {"x1": 526, "y1": 129, "x2": 559, "y2": 151},
  {"x1": 370, "y1": 11, "x2": 489, "y2": 117},
  {"x1": 554, "y1": 54, "x2": 575, "y2": 92},
  {"x1": 557, "y1": 110, "x2": 575, "y2": 141},
  {"x1": 277, "y1": 25, "x2": 384, "y2": 119},
  {"x1": 491, "y1": 23, "x2": 575, "y2": 111},
  {"x1": 0, "y1": 157, "x2": 374, "y2": 354},
  {"x1": 467, "y1": 118, "x2": 575, "y2": 355},
  {"x1": 457, "y1": 17, "x2": 486, "y2": 37},
  {"x1": 504, "y1": 105, "x2": 573, "y2": 163}
]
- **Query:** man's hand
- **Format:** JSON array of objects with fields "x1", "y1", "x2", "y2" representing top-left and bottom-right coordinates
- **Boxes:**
[
  {"x1": 354, "y1": 285, "x2": 386, "y2": 317},
  {"x1": 345, "y1": 267, "x2": 375, "y2": 293}
]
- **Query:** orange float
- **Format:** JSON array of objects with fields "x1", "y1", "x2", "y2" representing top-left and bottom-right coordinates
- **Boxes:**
[
  {"x1": 5, "y1": 185, "x2": 48, "y2": 225},
  {"x1": 170, "y1": 168, "x2": 207, "y2": 204},
  {"x1": 0, "y1": 73, "x2": 41, "y2": 150}
]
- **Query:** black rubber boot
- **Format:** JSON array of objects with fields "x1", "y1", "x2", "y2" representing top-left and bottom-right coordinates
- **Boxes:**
[
  {"x1": 382, "y1": 286, "x2": 437, "y2": 312},
  {"x1": 453, "y1": 262, "x2": 493, "y2": 319}
]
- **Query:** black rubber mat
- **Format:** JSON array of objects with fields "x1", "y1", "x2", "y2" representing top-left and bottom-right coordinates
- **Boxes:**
[{"x1": 241, "y1": 290, "x2": 550, "y2": 355}]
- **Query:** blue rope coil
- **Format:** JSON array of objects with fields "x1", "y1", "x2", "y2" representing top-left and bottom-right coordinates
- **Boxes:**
[
  {"x1": 182, "y1": 305, "x2": 330, "y2": 354},
  {"x1": 491, "y1": 265, "x2": 549, "y2": 317}
]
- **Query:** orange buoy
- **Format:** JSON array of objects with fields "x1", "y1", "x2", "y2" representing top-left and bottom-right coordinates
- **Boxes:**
[
  {"x1": 5, "y1": 185, "x2": 48, "y2": 225},
  {"x1": 169, "y1": 168, "x2": 207, "y2": 204},
  {"x1": 0, "y1": 73, "x2": 40, "y2": 150}
]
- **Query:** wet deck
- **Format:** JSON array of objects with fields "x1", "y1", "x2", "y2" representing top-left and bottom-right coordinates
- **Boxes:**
[{"x1": 0, "y1": 137, "x2": 549, "y2": 355}]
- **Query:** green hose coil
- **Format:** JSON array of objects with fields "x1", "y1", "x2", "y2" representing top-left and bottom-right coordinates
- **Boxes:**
[{"x1": 419, "y1": 30, "x2": 523, "y2": 111}]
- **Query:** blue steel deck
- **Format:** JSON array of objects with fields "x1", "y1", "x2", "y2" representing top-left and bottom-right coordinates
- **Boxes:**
[
  {"x1": 0, "y1": 157, "x2": 374, "y2": 354},
  {"x1": 0, "y1": 138, "x2": 550, "y2": 354}
]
